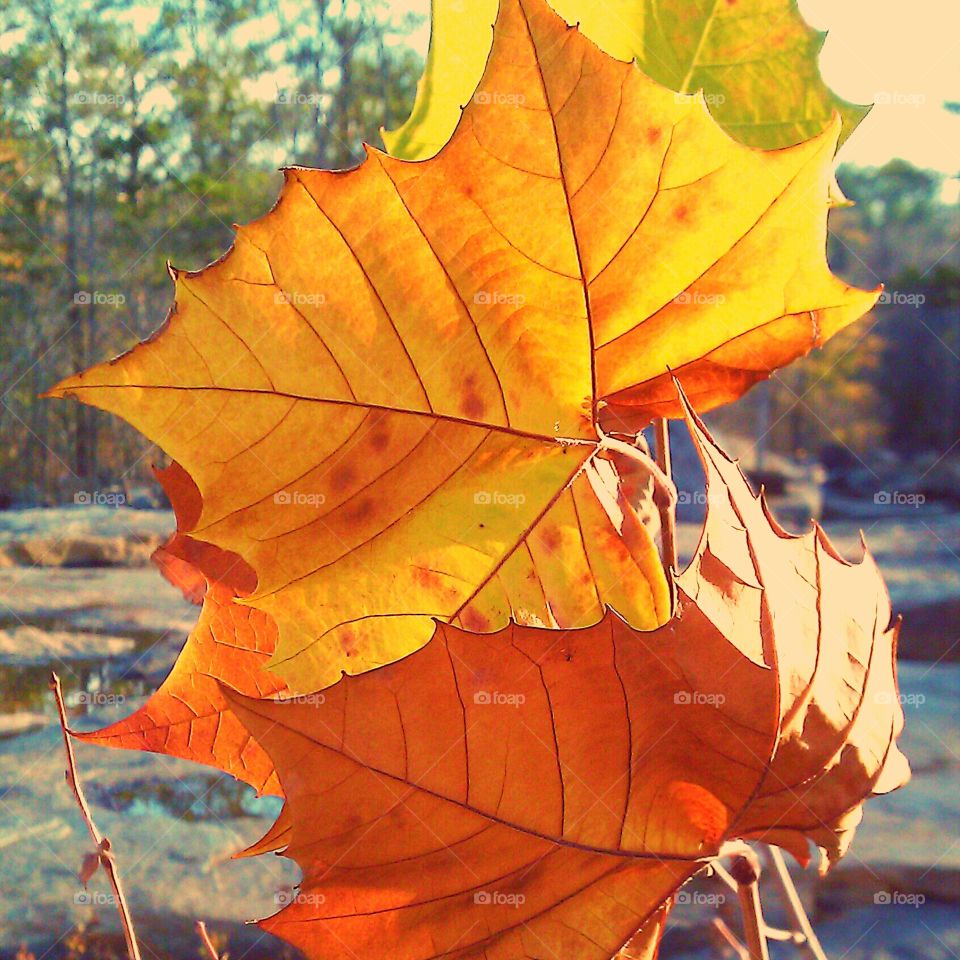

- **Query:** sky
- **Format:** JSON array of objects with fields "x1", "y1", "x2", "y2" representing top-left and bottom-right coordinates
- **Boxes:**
[
  {"x1": 799, "y1": 0, "x2": 958, "y2": 175},
  {"x1": 397, "y1": 0, "x2": 960, "y2": 182}
]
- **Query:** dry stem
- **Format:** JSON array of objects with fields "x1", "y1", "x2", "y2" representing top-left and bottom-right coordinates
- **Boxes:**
[
  {"x1": 730, "y1": 853, "x2": 770, "y2": 960},
  {"x1": 712, "y1": 917, "x2": 751, "y2": 960},
  {"x1": 763, "y1": 846, "x2": 829, "y2": 959},
  {"x1": 196, "y1": 920, "x2": 221, "y2": 960},
  {"x1": 652, "y1": 417, "x2": 678, "y2": 571},
  {"x1": 49, "y1": 673, "x2": 142, "y2": 960}
]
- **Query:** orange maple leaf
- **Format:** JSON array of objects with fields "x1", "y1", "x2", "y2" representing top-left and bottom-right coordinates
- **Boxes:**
[{"x1": 223, "y1": 395, "x2": 909, "y2": 960}]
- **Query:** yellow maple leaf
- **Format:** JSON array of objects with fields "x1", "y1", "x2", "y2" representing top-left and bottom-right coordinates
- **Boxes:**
[{"x1": 47, "y1": 0, "x2": 876, "y2": 694}]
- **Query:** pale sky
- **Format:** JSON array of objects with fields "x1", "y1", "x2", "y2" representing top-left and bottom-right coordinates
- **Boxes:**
[{"x1": 398, "y1": 0, "x2": 960, "y2": 178}]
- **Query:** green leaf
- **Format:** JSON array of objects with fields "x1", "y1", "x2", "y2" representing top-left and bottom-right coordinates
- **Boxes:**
[{"x1": 383, "y1": 0, "x2": 869, "y2": 160}]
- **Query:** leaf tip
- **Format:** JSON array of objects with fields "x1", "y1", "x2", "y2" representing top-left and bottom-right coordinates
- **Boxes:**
[{"x1": 40, "y1": 373, "x2": 79, "y2": 401}]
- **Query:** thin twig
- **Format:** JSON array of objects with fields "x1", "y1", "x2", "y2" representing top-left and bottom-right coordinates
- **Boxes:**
[
  {"x1": 713, "y1": 917, "x2": 751, "y2": 960},
  {"x1": 196, "y1": 920, "x2": 221, "y2": 960},
  {"x1": 49, "y1": 673, "x2": 142, "y2": 960},
  {"x1": 764, "y1": 846, "x2": 829, "y2": 959},
  {"x1": 730, "y1": 853, "x2": 770, "y2": 960},
  {"x1": 652, "y1": 417, "x2": 678, "y2": 571},
  {"x1": 713, "y1": 853, "x2": 799, "y2": 943}
]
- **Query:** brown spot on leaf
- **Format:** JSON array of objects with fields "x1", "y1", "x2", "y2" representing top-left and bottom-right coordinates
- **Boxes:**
[
  {"x1": 462, "y1": 392, "x2": 485, "y2": 420},
  {"x1": 330, "y1": 463, "x2": 356, "y2": 491},
  {"x1": 414, "y1": 568, "x2": 442, "y2": 590},
  {"x1": 370, "y1": 429, "x2": 390, "y2": 451},
  {"x1": 346, "y1": 498, "x2": 373, "y2": 523},
  {"x1": 460, "y1": 609, "x2": 490, "y2": 632},
  {"x1": 539, "y1": 527, "x2": 561, "y2": 554}
]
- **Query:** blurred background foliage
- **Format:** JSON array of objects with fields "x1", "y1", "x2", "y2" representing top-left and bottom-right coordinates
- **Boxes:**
[{"x1": 0, "y1": 0, "x2": 957, "y2": 504}]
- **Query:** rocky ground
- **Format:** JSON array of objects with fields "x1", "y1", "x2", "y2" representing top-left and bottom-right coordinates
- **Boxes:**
[{"x1": 0, "y1": 502, "x2": 956, "y2": 958}]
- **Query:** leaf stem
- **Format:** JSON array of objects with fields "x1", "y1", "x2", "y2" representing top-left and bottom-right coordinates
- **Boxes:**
[
  {"x1": 653, "y1": 417, "x2": 678, "y2": 571},
  {"x1": 49, "y1": 673, "x2": 142, "y2": 960},
  {"x1": 712, "y1": 918, "x2": 751, "y2": 960},
  {"x1": 730, "y1": 853, "x2": 770, "y2": 960},
  {"x1": 596, "y1": 426, "x2": 677, "y2": 508}
]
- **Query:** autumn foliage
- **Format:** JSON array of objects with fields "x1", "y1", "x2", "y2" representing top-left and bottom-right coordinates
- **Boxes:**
[{"x1": 48, "y1": 0, "x2": 909, "y2": 957}]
